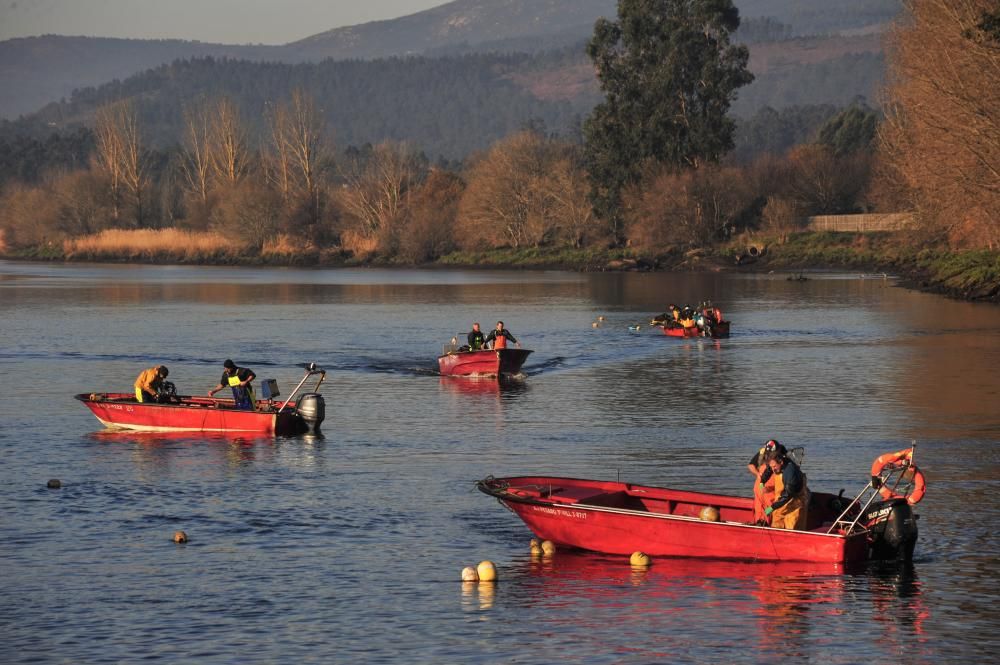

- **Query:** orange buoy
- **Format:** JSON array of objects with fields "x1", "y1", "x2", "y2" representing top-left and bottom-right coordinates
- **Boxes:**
[{"x1": 172, "y1": 531, "x2": 188, "y2": 544}]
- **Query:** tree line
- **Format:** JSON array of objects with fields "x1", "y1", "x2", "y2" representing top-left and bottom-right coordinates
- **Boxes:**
[{"x1": 1, "y1": 0, "x2": 992, "y2": 260}]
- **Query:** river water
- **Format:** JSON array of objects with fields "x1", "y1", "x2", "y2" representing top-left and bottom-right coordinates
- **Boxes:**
[{"x1": 1, "y1": 260, "x2": 998, "y2": 663}]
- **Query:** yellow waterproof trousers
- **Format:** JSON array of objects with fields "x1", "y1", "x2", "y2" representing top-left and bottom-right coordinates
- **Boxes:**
[{"x1": 771, "y1": 495, "x2": 808, "y2": 530}]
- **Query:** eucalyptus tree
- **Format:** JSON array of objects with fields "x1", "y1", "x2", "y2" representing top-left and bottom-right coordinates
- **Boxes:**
[{"x1": 583, "y1": 0, "x2": 753, "y2": 242}]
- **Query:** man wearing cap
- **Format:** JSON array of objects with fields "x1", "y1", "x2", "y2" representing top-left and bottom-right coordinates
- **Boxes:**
[
  {"x1": 748, "y1": 439, "x2": 785, "y2": 524},
  {"x1": 134, "y1": 365, "x2": 169, "y2": 403},
  {"x1": 208, "y1": 359, "x2": 257, "y2": 410}
]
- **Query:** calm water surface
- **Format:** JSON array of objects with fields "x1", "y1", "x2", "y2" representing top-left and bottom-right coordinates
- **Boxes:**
[{"x1": 1, "y1": 260, "x2": 998, "y2": 663}]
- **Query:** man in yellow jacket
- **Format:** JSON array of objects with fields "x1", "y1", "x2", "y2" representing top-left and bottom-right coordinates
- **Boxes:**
[{"x1": 134, "y1": 365, "x2": 169, "y2": 403}]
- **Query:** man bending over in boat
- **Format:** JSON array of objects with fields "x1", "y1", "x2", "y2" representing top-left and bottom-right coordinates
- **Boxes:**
[
  {"x1": 208, "y1": 359, "x2": 257, "y2": 410},
  {"x1": 135, "y1": 365, "x2": 169, "y2": 403},
  {"x1": 761, "y1": 448, "x2": 809, "y2": 530},
  {"x1": 484, "y1": 321, "x2": 520, "y2": 349},
  {"x1": 468, "y1": 322, "x2": 485, "y2": 351},
  {"x1": 748, "y1": 439, "x2": 785, "y2": 524}
]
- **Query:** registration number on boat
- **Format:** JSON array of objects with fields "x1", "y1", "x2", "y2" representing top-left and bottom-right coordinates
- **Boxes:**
[{"x1": 532, "y1": 506, "x2": 588, "y2": 520}]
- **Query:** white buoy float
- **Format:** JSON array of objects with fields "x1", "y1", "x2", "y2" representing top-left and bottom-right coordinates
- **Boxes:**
[
  {"x1": 540, "y1": 540, "x2": 556, "y2": 556},
  {"x1": 461, "y1": 566, "x2": 479, "y2": 582}
]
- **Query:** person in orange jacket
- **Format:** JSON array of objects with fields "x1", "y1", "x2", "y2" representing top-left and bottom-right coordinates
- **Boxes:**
[{"x1": 134, "y1": 365, "x2": 169, "y2": 403}]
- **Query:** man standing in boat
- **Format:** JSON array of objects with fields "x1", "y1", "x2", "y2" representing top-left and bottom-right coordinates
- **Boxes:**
[
  {"x1": 484, "y1": 321, "x2": 520, "y2": 349},
  {"x1": 761, "y1": 448, "x2": 809, "y2": 530},
  {"x1": 134, "y1": 365, "x2": 169, "y2": 403},
  {"x1": 467, "y1": 322, "x2": 485, "y2": 350},
  {"x1": 748, "y1": 439, "x2": 784, "y2": 524},
  {"x1": 208, "y1": 359, "x2": 257, "y2": 410}
]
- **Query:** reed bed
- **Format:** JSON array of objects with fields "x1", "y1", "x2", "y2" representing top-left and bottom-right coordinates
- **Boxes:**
[{"x1": 64, "y1": 228, "x2": 247, "y2": 262}]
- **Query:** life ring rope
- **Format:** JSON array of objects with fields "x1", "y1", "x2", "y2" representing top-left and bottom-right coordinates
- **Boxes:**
[{"x1": 871, "y1": 448, "x2": 926, "y2": 505}]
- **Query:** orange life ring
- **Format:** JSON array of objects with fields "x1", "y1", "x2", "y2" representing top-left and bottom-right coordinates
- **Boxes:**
[{"x1": 871, "y1": 449, "x2": 926, "y2": 505}]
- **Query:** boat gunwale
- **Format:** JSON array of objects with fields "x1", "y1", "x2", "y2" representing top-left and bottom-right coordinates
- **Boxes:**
[{"x1": 477, "y1": 477, "x2": 866, "y2": 541}]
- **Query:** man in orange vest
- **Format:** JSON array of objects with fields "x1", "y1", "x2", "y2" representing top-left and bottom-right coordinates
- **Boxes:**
[{"x1": 484, "y1": 321, "x2": 520, "y2": 350}]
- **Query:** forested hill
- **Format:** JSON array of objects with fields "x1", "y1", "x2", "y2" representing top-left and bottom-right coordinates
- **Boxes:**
[
  {"x1": 13, "y1": 54, "x2": 585, "y2": 161},
  {"x1": 0, "y1": 0, "x2": 902, "y2": 120}
]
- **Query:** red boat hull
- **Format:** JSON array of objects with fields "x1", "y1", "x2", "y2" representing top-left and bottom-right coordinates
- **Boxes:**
[
  {"x1": 478, "y1": 476, "x2": 869, "y2": 564},
  {"x1": 437, "y1": 348, "x2": 532, "y2": 377},
  {"x1": 75, "y1": 393, "x2": 307, "y2": 435},
  {"x1": 663, "y1": 321, "x2": 730, "y2": 338}
]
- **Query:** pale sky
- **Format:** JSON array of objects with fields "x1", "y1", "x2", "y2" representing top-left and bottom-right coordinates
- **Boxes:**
[{"x1": 0, "y1": 0, "x2": 449, "y2": 44}]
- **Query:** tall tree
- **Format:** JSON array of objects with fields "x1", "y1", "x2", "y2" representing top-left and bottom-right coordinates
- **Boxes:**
[
  {"x1": 879, "y1": 0, "x2": 1000, "y2": 248},
  {"x1": 210, "y1": 97, "x2": 251, "y2": 187},
  {"x1": 583, "y1": 0, "x2": 753, "y2": 242},
  {"x1": 93, "y1": 100, "x2": 148, "y2": 227}
]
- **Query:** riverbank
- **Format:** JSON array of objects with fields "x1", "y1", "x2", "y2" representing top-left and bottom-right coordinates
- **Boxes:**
[{"x1": 4, "y1": 230, "x2": 998, "y2": 303}]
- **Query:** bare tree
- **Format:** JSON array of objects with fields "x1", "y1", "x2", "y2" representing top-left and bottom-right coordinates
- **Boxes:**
[
  {"x1": 94, "y1": 100, "x2": 149, "y2": 227},
  {"x1": 210, "y1": 97, "x2": 251, "y2": 186},
  {"x1": 456, "y1": 131, "x2": 563, "y2": 249},
  {"x1": 179, "y1": 100, "x2": 213, "y2": 207},
  {"x1": 341, "y1": 141, "x2": 423, "y2": 244},
  {"x1": 879, "y1": 0, "x2": 1000, "y2": 248}
]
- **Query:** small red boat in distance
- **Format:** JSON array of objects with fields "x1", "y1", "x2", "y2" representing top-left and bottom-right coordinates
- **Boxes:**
[
  {"x1": 662, "y1": 320, "x2": 730, "y2": 338},
  {"x1": 437, "y1": 348, "x2": 532, "y2": 378},
  {"x1": 479, "y1": 453, "x2": 923, "y2": 564},
  {"x1": 76, "y1": 364, "x2": 327, "y2": 435}
]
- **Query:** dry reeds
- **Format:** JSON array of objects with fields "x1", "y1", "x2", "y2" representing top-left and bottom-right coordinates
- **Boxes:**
[{"x1": 63, "y1": 228, "x2": 246, "y2": 261}]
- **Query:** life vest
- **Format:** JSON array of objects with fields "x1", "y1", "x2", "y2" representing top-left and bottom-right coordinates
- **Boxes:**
[{"x1": 494, "y1": 333, "x2": 507, "y2": 349}]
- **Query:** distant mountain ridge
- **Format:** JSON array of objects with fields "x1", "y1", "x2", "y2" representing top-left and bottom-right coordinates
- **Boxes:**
[{"x1": 0, "y1": 0, "x2": 901, "y2": 119}]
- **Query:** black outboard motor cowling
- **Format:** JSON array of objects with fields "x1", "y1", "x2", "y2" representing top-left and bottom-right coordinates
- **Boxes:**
[
  {"x1": 295, "y1": 393, "x2": 325, "y2": 434},
  {"x1": 863, "y1": 498, "x2": 918, "y2": 561}
]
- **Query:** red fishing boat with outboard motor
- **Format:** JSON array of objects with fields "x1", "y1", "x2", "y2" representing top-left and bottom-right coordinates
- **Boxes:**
[
  {"x1": 438, "y1": 348, "x2": 532, "y2": 377},
  {"x1": 653, "y1": 302, "x2": 730, "y2": 338},
  {"x1": 661, "y1": 321, "x2": 731, "y2": 338},
  {"x1": 478, "y1": 447, "x2": 924, "y2": 564},
  {"x1": 76, "y1": 363, "x2": 328, "y2": 435}
]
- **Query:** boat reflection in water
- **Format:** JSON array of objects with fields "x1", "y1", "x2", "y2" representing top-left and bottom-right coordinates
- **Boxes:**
[
  {"x1": 438, "y1": 375, "x2": 529, "y2": 397},
  {"x1": 501, "y1": 552, "x2": 928, "y2": 657}
]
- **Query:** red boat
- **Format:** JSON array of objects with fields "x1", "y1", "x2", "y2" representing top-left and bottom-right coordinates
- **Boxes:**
[
  {"x1": 76, "y1": 364, "x2": 327, "y2": 435},
  {"x1": 478, "y1": 451, "x2": 923, "y2": 564},
  {"x1": 662, "y1": 320, "x2": 730, "y2": 338},
  {"x1": 437, "y1": 348, "x2": 532, "y2": 378}
]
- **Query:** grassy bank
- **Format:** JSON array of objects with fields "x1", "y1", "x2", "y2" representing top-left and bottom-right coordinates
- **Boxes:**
[
  {"x1": 741, "y1": 232, "x2": 1000, "y2": 302},
  {"x1": 4, "y1": 228, "x2": 998, "y2": 303}
]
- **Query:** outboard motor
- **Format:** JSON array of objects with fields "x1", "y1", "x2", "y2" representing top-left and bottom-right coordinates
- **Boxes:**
[
  {"x1": 295, "y1": 393, "x2": 326, "y2": 434},
  {"x1": 862, "y1": 498, "x2": 918, "y2": 561}
]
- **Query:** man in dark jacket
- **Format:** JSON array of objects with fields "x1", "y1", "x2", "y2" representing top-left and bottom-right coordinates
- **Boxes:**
[
  {"x1": 208, "y1": 359, "x2": 257, "y2": 410},
  {"x1": 467, "y1": 322, "x2": 485, "y2": 350},
  {"x1": 761, "y1": 449, "x2": 808, "y2": 530}
]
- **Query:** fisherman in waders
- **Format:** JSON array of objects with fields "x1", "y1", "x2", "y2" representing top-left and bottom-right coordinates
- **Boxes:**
[
  {"x1": 134, "y1": 365, "x2": 169, "y2": 403},
  {"x1": 761, "y1": 448, "x2": 809, "y2": 530},
  {"x1": 484, "y1": 321, "x2": 520, "y2": 350},
  {"x1": 208, "y1": 359, "x2": 257, "y2": 410},
  {"x1": 748, "y1": 439, "x2": 784, "y2": 525}
]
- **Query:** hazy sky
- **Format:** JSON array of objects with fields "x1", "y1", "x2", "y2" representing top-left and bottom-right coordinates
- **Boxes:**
[{"x1": 0, "y1": 0, "x2": 448, "y2": 44}]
